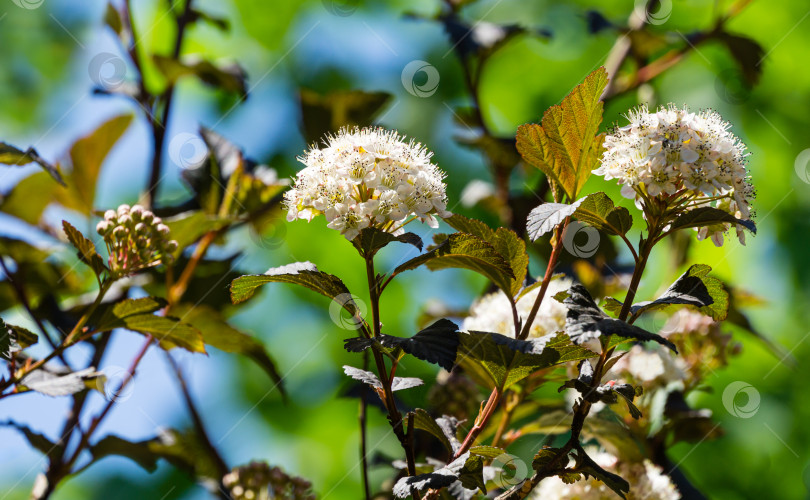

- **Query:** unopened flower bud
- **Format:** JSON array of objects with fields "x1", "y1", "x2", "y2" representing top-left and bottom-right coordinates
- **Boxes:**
[
  {"x1": 142, "y1": 211, "x2": 154, "y2": 224},
  {"x1": 96, "y1": 221, "x2": 112, "y2": 235},
  {"x1": 113, "y1": 226, "x2": 128, "y2": 238},
  {"x1": 104, "y1": 210, "x2": 117, "y2": 222},
  {"x1": 130, "y1": 205, "x2": 144, "y2": 221},
  {"x1": 165, "y1": 240, "x2": 178, "y2": 253},
  {"x1": 152, "y1": 216, "x2": 163, "y2": 226},
  {"x1": 118, "y1": 214, "x2": 131, "y2": 225},
  {"x1": 156, "y1": 224, "x2": 170, "y2": 235},
  {"x1": 117, "y1": 204, "x2": 130, "y2": 217},
  {"x1": 134, "y1": 222, "x2": 146, "y2": 233}
]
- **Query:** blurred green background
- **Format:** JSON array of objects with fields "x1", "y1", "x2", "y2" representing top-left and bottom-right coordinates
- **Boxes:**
[{"x1": 1, "y1": 0, "x2": 809, "y2": 498}]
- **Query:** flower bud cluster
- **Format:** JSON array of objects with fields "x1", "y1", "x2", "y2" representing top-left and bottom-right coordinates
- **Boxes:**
[
  {"x1": 96, "y1": 204, "x2": 178, "y2": 277},
  {"x1": 222, "y1": 462, "x2": 315, "y2": 500}
]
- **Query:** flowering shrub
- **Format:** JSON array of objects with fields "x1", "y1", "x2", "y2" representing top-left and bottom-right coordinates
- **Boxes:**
[{"x1": 0, "y1": 2, "x2": 774, "y2": 500}]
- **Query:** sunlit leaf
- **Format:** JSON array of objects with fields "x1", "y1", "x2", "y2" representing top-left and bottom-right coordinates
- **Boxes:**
[
  {"x1": 0, "y1": 142, "x2": 64, "y2": 185},
  {"x1": 572, "y1": 192, "x2": 633, "y2": 236},
  {"x1": 394, "y1": 233, "x2": 516, "y2": 296},
  {"x1": 62, "y1": 220, "x2": 107, "y2": 277},
  {"x1": 516, "y1": 67, "x2": 608, "y2": 200},
  {"x1": 526, "y1": 200, "x2": 583, "y2": 240}
]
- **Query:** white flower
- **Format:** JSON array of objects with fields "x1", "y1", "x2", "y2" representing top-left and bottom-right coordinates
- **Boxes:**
[
  {"x1": 533, "y1": 448, "x2": 681, "y2": 500},
  {"x1": 283, "y1": 127, "x2": 450, "y2": 240},
  {"x1": 596, "y1": 104, "x2": 755, "y2": 246},
  {"x1": 462, "y1": 277, "x2": 572, "y2": 339}
]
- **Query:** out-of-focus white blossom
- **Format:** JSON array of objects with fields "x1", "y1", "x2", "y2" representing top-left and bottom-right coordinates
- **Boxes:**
[
  {"x1": 462, "y1": 278, "x2": 572, "y2": 338},
  {"x1": 607, "y1": 345, "x2": 687, "y2": 387},
  {"x1": 533, "y1": 448, "x2": 681, "y2": 500},
  {"x1": 283, "y1": 127, "x2": 450, "y2": 240},
  {"x1": 594, "y1": 104, "x2": 754, "y2": 246}
]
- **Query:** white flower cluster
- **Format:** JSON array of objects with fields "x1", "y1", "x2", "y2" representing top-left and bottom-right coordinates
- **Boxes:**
[
  {"x1": 462, "y1": 278, "x2": 572, "y2": 339},
  {"x1": 284, "y1": 127, "x2": 451, "y2": 240},
  {"x1": 96, "y1": 204, "x2": 177, "y2": 277},
  {"x1": 594, "y1": 104, "x2": 755, "y2": 245},
  {"x1": 533, "y1": 448, "x2": 681, "y2": 500}
]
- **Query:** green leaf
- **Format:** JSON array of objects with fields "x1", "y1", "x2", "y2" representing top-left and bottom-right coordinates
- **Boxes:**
[
  {"x1": 353, "y1": 227, "x2": 423, "y2": 255},
  {"x1": 1, "y1": 420, "x2": 59, "y2": 456},
  {"x1": 147, "y1": 428, "x2": 222, "y2": 480},
  {"x1": 532, "y1": 447, "x2": 564, "y2": 470},
  {"x1": 444, "y1": 214, "x2": 528, "y2": 296},
  {"x1": 457, "y1": 453, "x2": 486, "y2": 493},
  {"x1": 630, "y1": 264, "x2": 715, "y2": 317},
  {"x1": 394, "y1": 233, "x2": 516, "y2": 296},
  {"x1": 564, "y1": 284, "x2": 678, "y2": 352},
  {"x1": 526, "y1": 200, "x2": 583, "y2": 240},
  {"x1": 104, "y1": 2, "x2": 123, "y2": 36},
  {"x1": 173, "y1": 304, "x2": 285, "y2": 395},
  {"x1": 575, "y1": 446, "x2": 629, "y2": 499},
  {"x1": 1, "y1": 319, "x2": 38, "y2": 360},
  {"x1": 299, "y1": 89, "x2": 392, "y2": 144},
  {"x1": 94, "y1": 297, "x2": 205, "y2": 353},
  {"x1": 516, "y1": 67, "x2": 608, "y2": 200},
  {"x1": 0, "y1": 171, "x2": 61, "y2": 224},
  {"x1": 683, "y1": 264, "x2": 729, "y2": 320},
  {"x1": 344, "y1": 319, "x2": 460, "y2": 371},
  {"x1": 0, "y1": 142, "x2": 64, "y2": 185},
  {"x1": 62, "y1": 220, "x2": 107, "y2": 277},
  {"x1": 230, "y1": 262, "x2": 360, "y2": 319},
  {"x1": 572, "y1": 192, "x2": 633, "y2": 236},
  {"x1": 469, "y1": 445, "x2": 506, "y2": 459},
  {"x1": 669, "y1": 206, "x2": 756, "y2": 234},
  {"x1": 411, "y1": 408, "x2": 457, "y2": 454},
  {"x1": 90, "y1": 435, "x2": 159, "y2": 473},
  {"x1": 457, "y1": 331, "x2": 596, "y2": 390},
  {"x1": 67, "y1": 114, "x2": 133, "y2": 215},
  {"x1": 153, "y1": 55, "x2": 247, "y2": 97}
]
